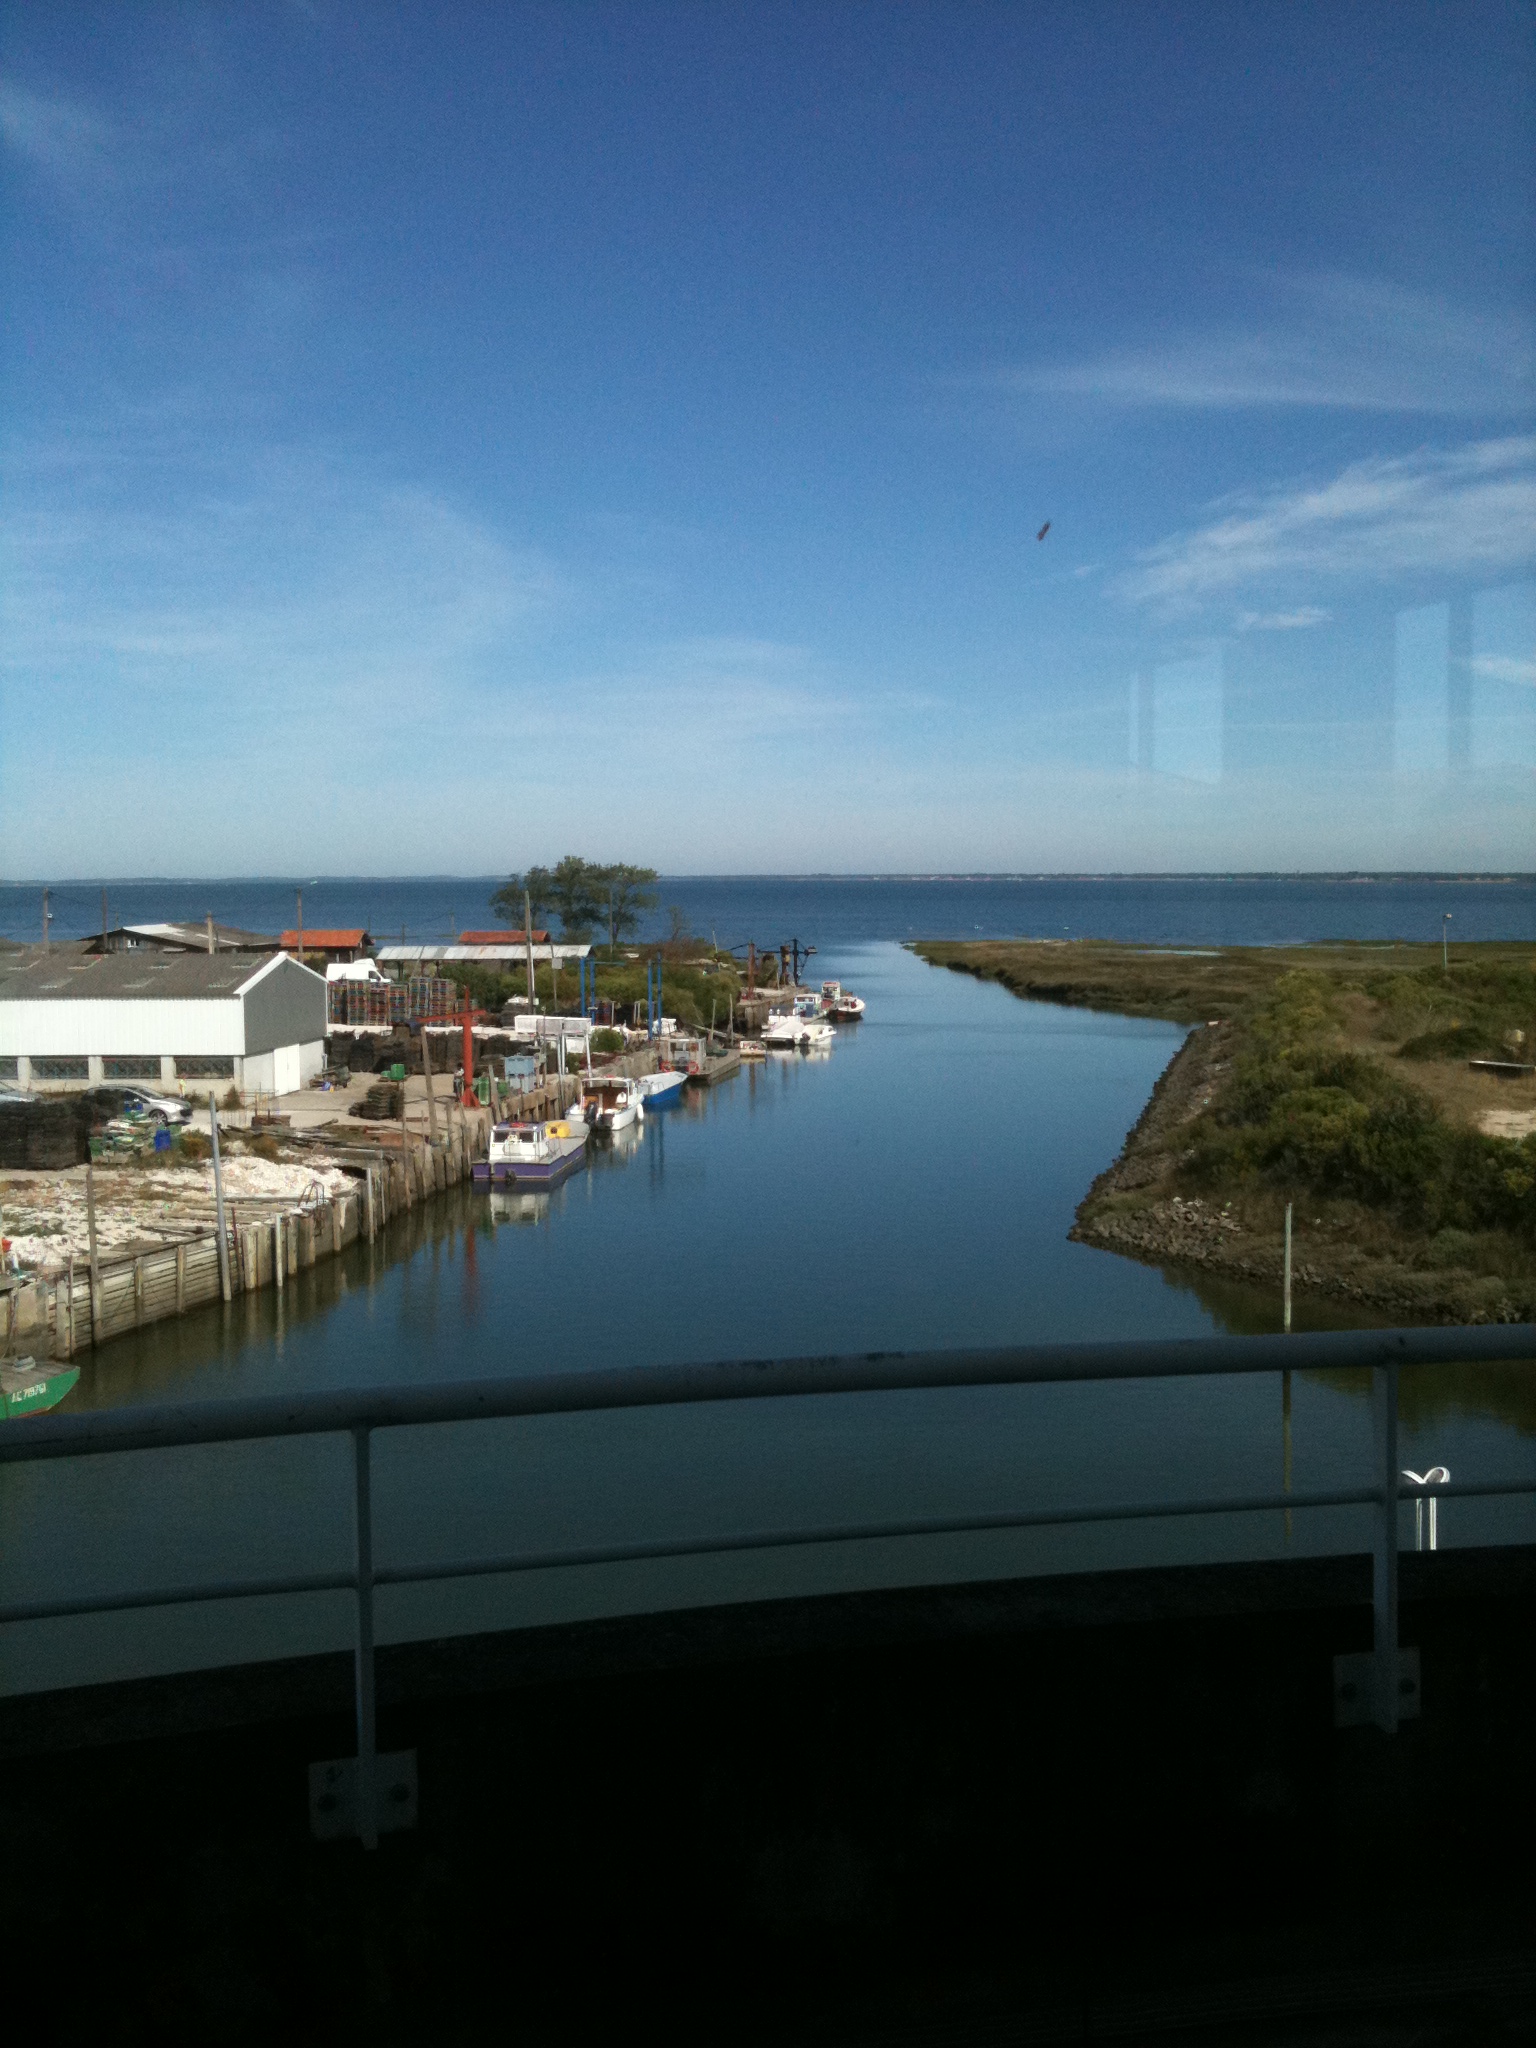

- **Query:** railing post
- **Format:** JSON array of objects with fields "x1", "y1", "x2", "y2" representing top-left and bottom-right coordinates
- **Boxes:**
[
  {"x1": 1333, "y1": 1359, "x2": 1419, "y2": 1730},
  {"x1": 1372, "y1": 1363, "x2": 1400, "y2": 1734},
  {"x1": 353, "y1": 1425, "x2": 378, "y2": 1850}
]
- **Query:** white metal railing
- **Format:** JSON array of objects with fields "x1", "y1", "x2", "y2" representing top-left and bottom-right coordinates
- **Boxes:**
[{"x1": 2, "y1": 1324, "x2": 1533, "y2": 1846}]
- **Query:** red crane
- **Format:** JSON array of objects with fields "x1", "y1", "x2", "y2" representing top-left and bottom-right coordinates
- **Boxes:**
[{"x1": 447, "y1": 989, "x2": 491, "y2": 1107}]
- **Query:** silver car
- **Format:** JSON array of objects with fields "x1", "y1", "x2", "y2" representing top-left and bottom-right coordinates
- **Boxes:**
[{"x1": 86, "y1": 1084, "x2": 194, "y2": 1126}]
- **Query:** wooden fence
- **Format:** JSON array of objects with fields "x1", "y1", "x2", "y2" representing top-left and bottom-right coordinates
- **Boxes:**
[{"x1": 17, "y1": 1118, "x2": 488, "y2": 1360}]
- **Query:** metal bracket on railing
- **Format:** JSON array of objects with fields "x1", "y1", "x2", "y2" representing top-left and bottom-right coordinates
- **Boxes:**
[
  {"x1": 308, "y1": 1425, "x2": 417, "y2": 1845},
  {"x1": 1404, "y1": 1466, "x2": 1450, "y2": 1552},
  {"x1": 1333, "y1": 1363, "x2": 1419, "y2": 1732},
  {"x1": 309, "y1": 1751, "x2": 417, "y2": 1841}
]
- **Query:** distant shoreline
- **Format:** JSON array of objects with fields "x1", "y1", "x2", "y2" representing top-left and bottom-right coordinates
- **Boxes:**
[{"x1": 5, "y1": 872, "x2": 1534, "y2": 888}]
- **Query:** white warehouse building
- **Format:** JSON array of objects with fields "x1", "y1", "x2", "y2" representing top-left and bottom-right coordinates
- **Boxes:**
[{"x1": 0, "y1": 951, "x2": 328, "y2": 1097}]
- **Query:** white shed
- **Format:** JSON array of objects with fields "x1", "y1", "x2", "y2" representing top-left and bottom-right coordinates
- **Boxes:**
[{"x1": 0, "y1": 950, "x2": 328, "y2": 1098}]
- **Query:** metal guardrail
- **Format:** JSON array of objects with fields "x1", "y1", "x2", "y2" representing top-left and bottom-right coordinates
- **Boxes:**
[{"x1": 3, "y1": 1323, "x2": 1534, "y2": 1846}]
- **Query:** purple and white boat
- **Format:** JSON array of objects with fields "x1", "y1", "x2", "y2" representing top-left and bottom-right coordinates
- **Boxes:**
[{"x1": 473, "y1": 1119, "x2": 588, "y2": 1187}]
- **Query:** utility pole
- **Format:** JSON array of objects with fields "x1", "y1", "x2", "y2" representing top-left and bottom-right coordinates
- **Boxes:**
[
  {"x1": 525, "y1": 890, "x2": 536, "y2": 1009},
  {"x1": 209, "y1": 1094, "x2": 232, "y2": 1302},
  {"x1": 420, "y1": 1025, "x2": 440, "y2": 1146},
  {"x1": 85, "y1": 1162, "x2": 103, "y2": 1345},
  {"x1": 1283, "y1": 1202, "x2": 1293, "y2": 1334},
  {"x1": 1442, "y1": 912, "x2": 1452, "y2": 974},
  {"x1": 206, "y1": 912, "x2": 215, "y2": 955}
]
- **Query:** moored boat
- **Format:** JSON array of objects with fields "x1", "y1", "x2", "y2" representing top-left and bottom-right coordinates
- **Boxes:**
[
  {"x1": 820, "y1": 979, "x2": 866, "y2": 1019},
  {"x1": 762, "y1": 1008, "x2": 836, "y2": 1049},
  {"x1": 1, "y1": 1357, "x2": 81, "y2": 1420},
  {"x1": 473, "y1": 1120, "x2": 588, "y2": 1187},
  {"x1": 636, "y1": 1067, "x2": 687, "y2": 1107},
  {"x1": 570, "y1": 1076, "x2": 645, "y2": 1133}
]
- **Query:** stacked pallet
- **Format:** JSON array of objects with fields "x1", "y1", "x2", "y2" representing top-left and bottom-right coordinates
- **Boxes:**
[{"x1": 350, "y1": 1080, "x2": 404, "y2": 1120}]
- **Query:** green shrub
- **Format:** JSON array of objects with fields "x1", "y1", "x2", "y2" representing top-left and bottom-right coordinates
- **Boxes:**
[
  {"x1": 1183, "y1": 973, "x2": 1536, "y2": 1242},
  {"x1": 1397, "y1": 1022, "x2": 1502, "y2": 1061},
  {"x1": 590, "y1": 1028, "x2": 625, "y2": 1054}
]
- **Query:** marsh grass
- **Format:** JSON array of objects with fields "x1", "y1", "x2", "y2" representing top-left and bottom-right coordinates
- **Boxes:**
[{"x1": 917, "y1": 937, "x2": 1536, "y2": 1313}]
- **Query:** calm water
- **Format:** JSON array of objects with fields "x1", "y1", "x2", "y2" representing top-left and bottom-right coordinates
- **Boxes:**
[
  {"x1": 6, "y1": 871, "x2": 1536, "y2": 949},
  {"x1": 3, "y1": 938, "x2": 1532, "y2": 1696}
]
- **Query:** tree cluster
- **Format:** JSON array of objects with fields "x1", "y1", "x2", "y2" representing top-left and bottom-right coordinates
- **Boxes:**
[{"x1": 491, "y1": 858, "x2": 660, "y2": 949}]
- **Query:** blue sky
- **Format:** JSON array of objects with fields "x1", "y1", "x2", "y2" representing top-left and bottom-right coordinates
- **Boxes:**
[{"x1": 2, "y1": 1, "x2": 1532, "y2": 876}]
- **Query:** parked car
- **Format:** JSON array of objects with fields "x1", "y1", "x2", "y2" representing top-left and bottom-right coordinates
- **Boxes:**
[{"x1": 81, "y1": 1084, "x2": 194, "y2": 1126}]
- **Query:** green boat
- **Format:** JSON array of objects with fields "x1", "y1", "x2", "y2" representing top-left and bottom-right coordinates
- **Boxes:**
[{"x1": 1, "y1": 1357, "x2": 80, "y2": 1420}]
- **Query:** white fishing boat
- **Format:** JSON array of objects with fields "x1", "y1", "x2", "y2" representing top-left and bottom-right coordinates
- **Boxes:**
[
  {"x1": 636, "y1": 1067, "x2": 688, "y2": 1107},
  {"x1": 820, "y1": 979, "x2": 866, "y2": 1019},
  {"x1": 658, "y1": 1033, "x2": 707, "y2": 1075},
  {"x1": 473, "y1": 1119, "x2": 588, "y2": 1187},
  {"x1": 570, "y1": 1075, "x2": 645, "y2": 1133},
  {"x1": 762, "y1": 1008, "x2": 836, "y2": 1049}
]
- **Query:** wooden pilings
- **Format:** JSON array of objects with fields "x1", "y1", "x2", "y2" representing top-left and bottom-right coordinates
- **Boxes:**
[{"x1": 23, "y1": 1114, "x2": 491, "y2": 1360}]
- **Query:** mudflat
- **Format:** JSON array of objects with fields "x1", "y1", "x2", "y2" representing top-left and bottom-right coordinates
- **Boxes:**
[{"x1": 915, "y1": 938, "x2": 1536, "y2": 1324}]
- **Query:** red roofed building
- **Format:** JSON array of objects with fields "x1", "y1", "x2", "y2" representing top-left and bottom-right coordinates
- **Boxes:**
[
  {"x1": 458, "y1": 929, "x2": 550, "y2": 945},
  {"x1": 279, "y1": 927, "x2": 371, "y2": 964}
]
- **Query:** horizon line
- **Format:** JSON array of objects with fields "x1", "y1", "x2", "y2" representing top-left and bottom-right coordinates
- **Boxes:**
[{"x1": 4, "y1": 870, "x2": 1536, "y2": 889}]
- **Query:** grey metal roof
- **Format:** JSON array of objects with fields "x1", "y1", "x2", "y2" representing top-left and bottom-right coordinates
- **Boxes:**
[
  {"x1": 375, "y1": 942, "x2": 592, "y2": 962},
  {"x1": 0, "y1": 951, "x2": 282, "y2": 1002},
  {"x1": 88, "y1": 921, "x2": 280, "y2": 953}
]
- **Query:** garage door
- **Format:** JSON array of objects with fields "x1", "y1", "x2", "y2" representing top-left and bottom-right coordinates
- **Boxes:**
[{"x1": 273, "y1": 1043, "x2": 302, "y2": 1096}]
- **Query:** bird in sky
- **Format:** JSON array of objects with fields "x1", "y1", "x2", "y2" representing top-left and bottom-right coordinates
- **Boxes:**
[{"x1": 1036, "y1": 521, "x2": 1051, "y2": 541}]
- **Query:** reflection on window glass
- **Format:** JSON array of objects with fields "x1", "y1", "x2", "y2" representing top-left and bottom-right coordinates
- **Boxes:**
[
  {"x1": 1471, "y1": 582, "x2": 1536, "y2": 771},
  {"x1": 1152, "y1": 653, "x2": 1223, "y2": 784},
  {"x1": 1394, "y1": 603, "x2": 1450, "y2": 776}
]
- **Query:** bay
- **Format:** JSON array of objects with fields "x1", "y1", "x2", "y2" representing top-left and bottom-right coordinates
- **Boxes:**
[{"x1": 5, "y1": 871, "x2": 1535, "y2": 949}]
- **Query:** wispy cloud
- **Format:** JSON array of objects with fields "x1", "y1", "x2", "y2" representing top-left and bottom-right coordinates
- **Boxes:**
[
  {"x1": 1235, "y1": 607, "x2": 1331, "y2": 632},
  {"x1": 1119, "y1": 435, "x2": 1536, "y2": 613},
  {"x1": 1002, "y1": 274, "x2": 1534, "y2": 418},
  {"x1": 0, "y1": 422, "x2": 562, "y2": 743},
  {"x1": 0, "y1": 76, "x2": 115, "y2": 190},
  {"x1": 569, "y1": 636, "x2": 857, "y2": 742},
  {"x1": 1473, "y1": 655, "x2": 1536, "y2": 688}
]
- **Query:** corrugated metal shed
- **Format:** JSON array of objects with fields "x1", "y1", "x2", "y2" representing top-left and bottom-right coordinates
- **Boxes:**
[
  {"x1": 0, "y1": 953, "x2": 325, "y2": 1059},
  {"x1": 375, "y1": 943, "x2": 591, "y2": 964}
]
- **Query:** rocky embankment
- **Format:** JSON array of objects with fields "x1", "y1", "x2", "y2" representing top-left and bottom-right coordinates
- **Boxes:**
[{"x1": 1068, "y1": 1028, "x2": 1529, "y2": 1325}]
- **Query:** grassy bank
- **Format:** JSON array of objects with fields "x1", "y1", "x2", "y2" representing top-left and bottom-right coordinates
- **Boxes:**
[{"x1": 914, "y1": 939, "x2": 1536, "y2": 1324}]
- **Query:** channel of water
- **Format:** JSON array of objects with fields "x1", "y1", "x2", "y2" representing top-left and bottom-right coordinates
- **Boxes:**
[{"x1": 3, "y1": 940, "x2": 1533, "y2": 1696}]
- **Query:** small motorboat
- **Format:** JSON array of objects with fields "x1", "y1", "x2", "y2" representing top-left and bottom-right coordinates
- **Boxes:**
[
  {"x1": 637, "y1": 1067, "x2": 688, "y2": 1107},
  {"x1": 738, "y1": 1039, "x2": 767, "y2": 1061},
  {"x1": 1, "y1": 1356, "x2": 81, "y2": 1421},
  {"x1": 820, "y1": 979, "x2": 866, "y2": 1019},
  {"x1": 763, "y1": 1008, "x2": 836, "y2": 1050},
  {"x1": 570, "y1": 1076, "x2": 645, "y2": 1133},
  {"x1": 473, "y1": 1120, "x2": 588, "y2": 1187}
]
